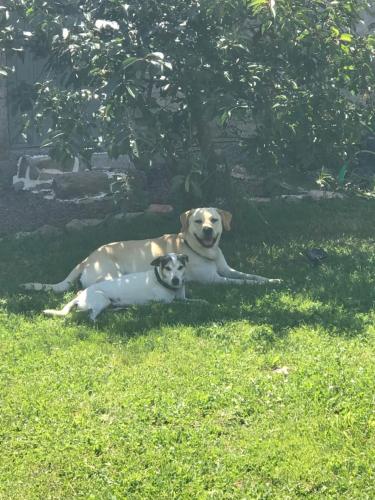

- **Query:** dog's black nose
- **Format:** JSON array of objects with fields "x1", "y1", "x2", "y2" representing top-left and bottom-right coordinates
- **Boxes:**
[
  {"x1": 203, "y1": 226, "x2": 213, "y2": 236},
  {"x1": 172, "y1": 277, "x2": 179, "y2": 286}
]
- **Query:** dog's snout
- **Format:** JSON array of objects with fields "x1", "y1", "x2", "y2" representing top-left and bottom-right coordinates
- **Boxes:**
[
  {"x1": 172, "y1": 277, "x2": 180, "y2": 286},
  {"x1": 203, "y1": 226, "x2": 213, "y2": 236}
]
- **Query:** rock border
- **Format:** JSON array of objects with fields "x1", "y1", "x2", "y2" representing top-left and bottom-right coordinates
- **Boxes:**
[{"x1": 0, "y1": 192, "x2": 350, "y2": 243}]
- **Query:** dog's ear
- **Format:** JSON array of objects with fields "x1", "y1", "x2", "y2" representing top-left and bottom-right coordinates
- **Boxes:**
[
  {"x1": 217, "y1": 209, "x2": 232, "y2": 231},
  {"x1": 150, "y1": 256, "x2": 163, "y2": 267},
  {"x1": 178, "y1": 254, "x2": 189, "y2": 265},
  {"x1": 180, "y1": 209, "x2": 194, "y2": 232}
]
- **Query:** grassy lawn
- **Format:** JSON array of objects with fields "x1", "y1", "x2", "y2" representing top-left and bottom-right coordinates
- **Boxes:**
[{"x1": 0, "y1": 199, "x2": 374, "y2": 499}]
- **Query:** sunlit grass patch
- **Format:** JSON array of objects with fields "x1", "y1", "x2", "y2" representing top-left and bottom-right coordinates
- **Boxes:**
[{"x1": 0, "y1": 199, "x2": 374, "y2": 498}]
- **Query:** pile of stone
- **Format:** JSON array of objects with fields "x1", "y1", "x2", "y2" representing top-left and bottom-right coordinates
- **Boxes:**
[{"x1": 12, "y1": 152, "x2": 134, "y2": 202}]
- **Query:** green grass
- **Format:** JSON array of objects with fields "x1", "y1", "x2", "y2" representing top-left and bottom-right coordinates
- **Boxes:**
[{"x1": 0, "y1": 199, "x2": 374, "y2": 499}]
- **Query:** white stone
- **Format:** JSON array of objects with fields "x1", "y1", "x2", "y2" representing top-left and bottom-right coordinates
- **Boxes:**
[
  {"x1": 14, "y1": 225, "x2": 62, "y2": 239},
  {"x1": 113, "y1": 211, "x2": 144, "y2": 221},
  {"x1": 146, "y1": 204, "x2": 174, "y2": 214},
  {"x1": 65, "y1": 218, "x2": 103, "y2": 231}
]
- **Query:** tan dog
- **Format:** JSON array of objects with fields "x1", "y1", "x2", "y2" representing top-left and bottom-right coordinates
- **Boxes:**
[{"x1": 22, "y1": 207, "x2": 282, "y2": 292}]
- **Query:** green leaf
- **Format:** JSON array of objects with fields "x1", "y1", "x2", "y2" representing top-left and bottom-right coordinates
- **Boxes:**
[
  {"x1": 126, "y1": 86, "x2": 136, "y2": 98},
  {"x1": 340, "y1": 33, "x2": 352, "y2": 43},
  {"x1": 122, "y1": 57, "x2": 140, "y2": 69},
  {"x1": 337, "y1": 163, "x2": 348, "y2": 186}
]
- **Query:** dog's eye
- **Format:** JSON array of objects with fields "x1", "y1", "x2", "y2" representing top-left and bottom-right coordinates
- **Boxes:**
[
  {"x1": 178, "y1": 265, "x2": 184, "y2": 270},
  {"x1": 165, "y1": 266, "x2": 172, "y2": 271},
  {"x1": 211, "y1": 218, "x2": 218, "y2": 223},
  {"x1": 195, "y1": 219, "x2": 203, "y2": 224}
]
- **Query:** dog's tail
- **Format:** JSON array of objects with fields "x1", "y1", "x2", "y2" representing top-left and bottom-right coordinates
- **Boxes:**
[
  {"x1": 21, "y1": 260, "x2": 86, "y2": 293},
  {"x1": 43, "y1": 297, "x2": 78, "y2": 317}
]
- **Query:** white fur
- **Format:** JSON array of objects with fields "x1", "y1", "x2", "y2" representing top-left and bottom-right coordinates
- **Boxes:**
[
  {"x1": 23, "y1": 207, "x2": 282, "y2": 292},
  {"x1": 43, "y1": 254, "x2": 187, "y2": 321}
]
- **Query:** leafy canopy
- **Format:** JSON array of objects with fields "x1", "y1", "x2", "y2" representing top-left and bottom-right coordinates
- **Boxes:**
[{"x1": 1, "y1": 0, "x2": 374, "y2": 197}]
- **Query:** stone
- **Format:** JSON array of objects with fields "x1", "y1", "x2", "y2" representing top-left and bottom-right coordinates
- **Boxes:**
[
  {"x1": 280, "y1": 194, "x2": 305, "y2": 202},
  {"x1": 52, "y1": 171, "x2": 110, "y2": 199},
  {"x1": 79, "y1": 194, "x2": 109, "y2": 204},
  {"x1": 231, "y1": 165, "x2": 250, "y2": 181},
  {"x1": 31, "y1": 182, "x2": 54, "y2": 192},
  {"x1": 146, "y1": 204, "x2": 174, "y2": 214},
  {"x1": 112, "y1": 211, "x2": 144, "y2": 222},
  {"x1": 15, "y1": 224, "x2": 62, "y2": 240},
  {"x1": 28, "y1": 164, "x2": 40, "y2": 180},
  {"x1": 17, "y1": 156, "x2": 29, "y2": 178},
  {"x1": 29, "y1": 154, "x2": 77, "y2": 172},
  {"x1": 38, "y1": 169, "x2": 64, "y2": 181},
  {"x1": 35, "y1": 224, "x2": 63, "y2": 237},
  {"x1": 14, "y1": 231, "x2": 29, "y2": 240},
  {"x1": 13, "y1": 180, "x2": 25, "y2": 192},
  {"x1": 17, "y1": 154, "x2": 79, "y2": 177},
  {"x1": 307, "y1": 190, "x2": 344, "y2": 200},
  {"x1": 90, "y1": 152, "x2": 133, "y2": 172},
  {"x1": 65, "y1": 218, "x2": 103, "y2": 232},
  {"x1": 248, "y1": 197, "x2": 271, "y2": 203},
  {"x1": 280, "y1": 190, "x2": 345, "y2": 202}
]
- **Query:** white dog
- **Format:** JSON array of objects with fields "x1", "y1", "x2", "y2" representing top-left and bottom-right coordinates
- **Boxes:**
[
  {"x1": 43, "y1": 253, "x2": 189, "y2": 321},
  {"x1": 24, "y1": 207, "x2": 282, "y2": 292}
]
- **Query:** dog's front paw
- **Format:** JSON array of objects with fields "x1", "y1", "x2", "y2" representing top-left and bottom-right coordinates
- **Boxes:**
[{"x1": 268, "y1": 278, "x2": 283, "y2": 284}]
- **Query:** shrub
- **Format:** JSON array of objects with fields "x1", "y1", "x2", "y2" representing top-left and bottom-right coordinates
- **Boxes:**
[{"x1": 2, "y1": 0, "x2": 375, "y2": 202}]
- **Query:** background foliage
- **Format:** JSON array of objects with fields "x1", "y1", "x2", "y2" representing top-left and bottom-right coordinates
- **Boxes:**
[{"x1": 1, "y1": 0, "x2": 375, "y2": 201}]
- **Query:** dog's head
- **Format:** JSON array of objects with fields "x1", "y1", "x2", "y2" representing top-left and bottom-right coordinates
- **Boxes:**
[
  {"x1": 150, "y1": 253, "x2": 188, "y2": 289},
  {"x1": 180, "y1": 207, "x2": 232, "y2": 249}
]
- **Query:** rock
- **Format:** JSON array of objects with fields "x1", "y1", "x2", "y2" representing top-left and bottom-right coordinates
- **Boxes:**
[
  {"x1": 38, "y1": 169, "x2": 64, "y2": 181},
  {"x1": 17, "y1": 156, "x2": 29, "y2": 178},
  {"x1": 231, "y1": 165, "x2": 250, "y2": 181},
  {"x1": 17, "y1": 154, "x2": 78, "y2": 177},
  {"x1": 307, "y1": 190, "x2": 344, "y2": 200},
  {"x1": 146, "y1": 204, "x2": 174, "y2": 214},
  {"x1": 280, "y1": 190, "x2": 345, "y2": 202},
  {"x1": 280, "y1": 194, "x2": 305, "y2": 202},
  {"x1": 28, "y1": 164, "x2": 40, "y2": 180},
  {"x1": 13, "y1": 180, "x2": 25, "y2": 192},
  {"x1": 79, "y1": 194, "x2": 109, "y2": 204},
  {"x1": 35, "y1": 224, "x2": 63, "y2": 237},
  {"x1": 248, "y1": 197, "x2": 271, "y2": 203},
  {"x1": 31, "y1": 182, "x2": 54, "y2": 192},
  {"x1": 112, "y1": 211, "x2": 144, "y2": 222},
  {"x1": 90, "y1": 152, "x2": 134, "y2": 172},
  {"x1": 29, "y1": 155, "x2": 77, "y2": 172},
  {"x1": 65, "y1": 218, "x2": 103, "y2": 232},
  {"x1": 14, "y1": 231, "x2": 29, "y2": 240},
  {"x1": 52, "y1": 171, "x2": 110, "y2": 199},
  {"x1": 14, "y1": 224, "x2": 62, "y2": 240}
]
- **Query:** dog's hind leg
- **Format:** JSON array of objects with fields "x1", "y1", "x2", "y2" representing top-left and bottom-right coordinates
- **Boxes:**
[
  {"x1": 86, "y1": 291, "x2": 112, "y2": 321},
  {"x1": 43, "y1": 297, "x2": 79, "y2": 317}
]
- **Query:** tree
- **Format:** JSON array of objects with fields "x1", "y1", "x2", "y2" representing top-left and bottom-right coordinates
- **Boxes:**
[{"x1": 2, "y1": 0, "x2": 375, "y2": 201}]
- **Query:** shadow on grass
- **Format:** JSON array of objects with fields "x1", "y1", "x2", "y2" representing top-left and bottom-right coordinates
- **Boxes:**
[
  {"x1": 2, "y1": 281, "x2": 370, "y2": 346},
  {"x1": 0, "y1": 199, "x2": 374, "y2": 344}
]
